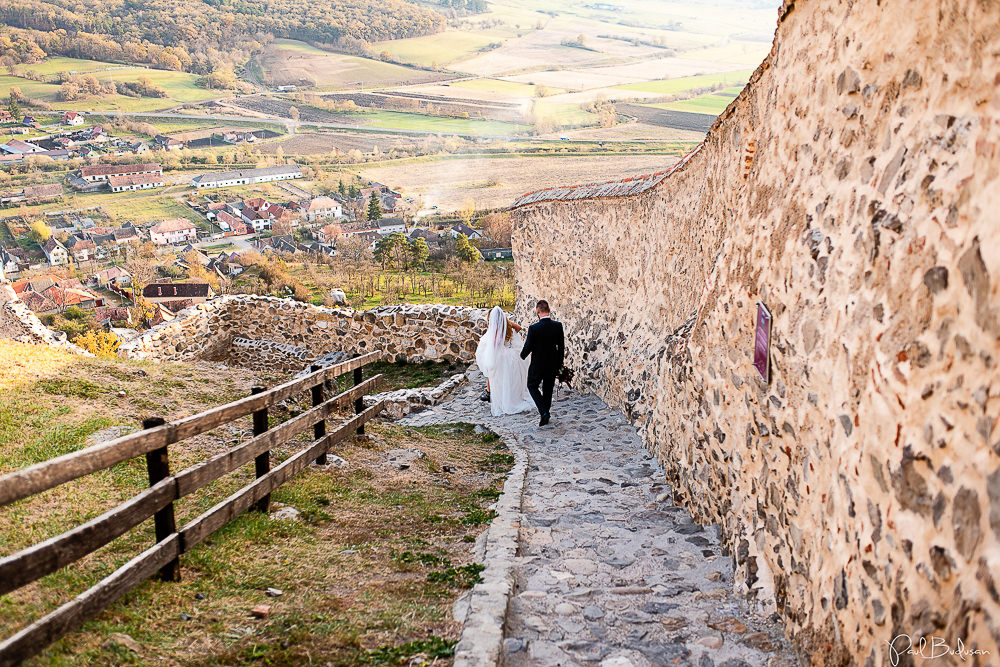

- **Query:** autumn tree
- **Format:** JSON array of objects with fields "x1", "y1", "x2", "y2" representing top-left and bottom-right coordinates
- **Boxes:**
[
  {"x1": 289, "y1": 106, "x2": 300, "y2": 121},
  {"x1": 480, "y1": 211, "x2": 512, "y2": 247},
  {"x1": 76, "y1": 330, "x2": 120, "y2": 358},
  {"x1": 29, "y1": 218, "x2": 51, "y2": 241}
]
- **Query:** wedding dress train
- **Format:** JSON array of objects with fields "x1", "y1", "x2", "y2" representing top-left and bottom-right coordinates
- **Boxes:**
[{"x1": 475, "y1": 307, "x2": 536, "y2": 417}]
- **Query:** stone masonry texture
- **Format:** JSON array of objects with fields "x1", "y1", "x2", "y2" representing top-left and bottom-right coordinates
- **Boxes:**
[
  {"x1": 511, "y1": 0, "x2": 1000, "y2": 664},
  {"x1": 118, "y1": 296, "x2": 488, "y2": 367}
]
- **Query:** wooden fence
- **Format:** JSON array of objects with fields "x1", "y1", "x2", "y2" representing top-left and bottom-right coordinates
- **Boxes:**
[{"x1": 0, "y1": 351, "x2": 385, "y2": 666}]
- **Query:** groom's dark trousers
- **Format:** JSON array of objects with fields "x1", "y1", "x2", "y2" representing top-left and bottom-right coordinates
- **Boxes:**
[
  {"x1": 527, "y1": 374, "x2": 556, "y2": 417},
  {"x1": 520, "y1": 316, "x2": 565, "y2": 418}
]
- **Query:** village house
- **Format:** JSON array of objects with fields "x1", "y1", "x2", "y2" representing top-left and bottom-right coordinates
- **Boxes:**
[
  {"x1": 62, "y1": 111, "x2": 84, "y2": 126},
  {"x1": 154, "y1": 135, "x2": 183, "y2": 151},
  {"x1": 0, "y1": 247, "x2": 26, "y2": 278},
  {"x1": 43, "y1": 284, "x2": 102, "y2": 310},
  {"x1": 0, "y1": 139, "x2": 44, "y2": 155},
  {"x1": 92, "y1": 266, "x2": 131, "y2": 288},
  {"x1": 192, "y1": 164, "x2": 302, "y2": 190},
  {"x1": 444, "y1": 223, "x2": 482, "y2": 240},
  {"x1": 142, "y1": 282, "x2": 213, "y2": 304},
  {"x1": 0, "y1": 109, "x2": 11, "y2": 122},
  {"x1": 65, "y1": 236, "x2": 97, "y2": 263},
  {"x1": 150, "y1": 218, "x2": 198, "y2": 245},
  {"x1": 316, "y1": 223, "x2": 342, "y2": 245},
  {"x1": 19, "y1": 291, "x2": 59, "y2": 314},
  {"x1": 41, "y1": 237, "x2": 69, "y2": 265},
  {"x1": 302, "y1": 196, "x2": 343, "y2": 222},
  {"x1": 377, "y1": 217, "x2": 407, "y2": 236},
  {"x1": 79, "y1": 163, "x2": 162, "y2": 184},
  {"x1": 94, "y1": 306, "x2": 132, "y2": 326},
  {"x1": 215, "y1": 210, "x2": 249, "y2": 235},
  {"x1": 108, "y1": 173, "x2": 164, "y2": 192}
]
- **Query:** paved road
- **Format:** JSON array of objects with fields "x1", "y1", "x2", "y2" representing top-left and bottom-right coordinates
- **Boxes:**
[{"x1": 403, "y1": 374, "x2": 800, "y2": 667}]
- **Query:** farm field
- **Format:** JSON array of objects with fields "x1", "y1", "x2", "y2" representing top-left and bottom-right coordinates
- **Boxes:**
[
  {"x1": 377, "y1": 29, "x2": 511, "y2": 68},
  {"x1": 360, "y1": 153, "x2": 682, "y2": 211},
  {"x1": 258, "y1": 130, "x2": 429, "y2": 155},
  {"x1": 353, "y1": 110, "x2": 526, "y2": 136},
  {"x1": 617, "y1": 104, "x2": 716, "y2": 133},
  {"x1": 650, "y1": 91, "x2": 741, "y2": 115},
  {"x1": 257, "y1": 40, "x2": 447, "y2": 90},
  {"x1": 614, "y1": 70, "x2": 755, "y2": 96}
]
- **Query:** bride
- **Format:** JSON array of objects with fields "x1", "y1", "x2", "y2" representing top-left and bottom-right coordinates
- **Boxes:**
[{"x1": 475, "y1": 306, "x2": 536, "y2": 416}]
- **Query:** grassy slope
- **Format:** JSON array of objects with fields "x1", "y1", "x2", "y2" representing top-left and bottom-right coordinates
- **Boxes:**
[
  {"x1": 0, "y1": 340, "x2": 510, "y2": 665},
  {"x1": 266, "y1": 40, "x2": 434, "y2": 90},
  {"x1": 613, "y1": 69, "x2": 754, "y2": 95},
  {"x1": 0, "y1": 57, "x2": 217, "y2": 112},
  {"x1": 375, "y1": 30, "x2": 508, "y2": 68}
]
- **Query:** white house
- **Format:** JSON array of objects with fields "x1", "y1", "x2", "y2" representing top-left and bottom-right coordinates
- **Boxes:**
[
  {"x1": 150, "y1": 218, "x2": 198, "y2": 245},
  {"x1": 377, "y1": 217, "x2": 407, "y2": 236},
  {"x1": 302, "y1": 196, "x2": 343, "y2": 222},
  {"x1": 108, "y1": 173, "x2": 165, "y2": 192},
  {"x1": 63, "y1": 111, "x2": 85, "y2": 126},
  {"x1": 192, "y1": 165, "x2": 302, "y2": 190},
  {"x1": 41, "y1": 237, "x2": 69, "y2": 265}
]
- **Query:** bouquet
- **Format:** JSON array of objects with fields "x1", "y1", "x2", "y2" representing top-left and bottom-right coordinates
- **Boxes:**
[{"x1": 557, "y1": 365, "x2": 575, "y2": 389}]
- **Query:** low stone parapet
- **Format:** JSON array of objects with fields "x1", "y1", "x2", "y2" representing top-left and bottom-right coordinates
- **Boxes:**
[{"x1": 118, "y1": 296, "x2": 489, "y2": 368}]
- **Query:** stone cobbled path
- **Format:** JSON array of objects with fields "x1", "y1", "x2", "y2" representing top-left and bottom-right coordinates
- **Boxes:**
[{"x1": 403, "y1": 371, "x2": 799, "y2": 667}]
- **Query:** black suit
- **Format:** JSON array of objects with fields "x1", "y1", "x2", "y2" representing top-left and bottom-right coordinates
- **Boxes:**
[{"x1": 520, "y1": 317, "x2": 565, "y2": 418}]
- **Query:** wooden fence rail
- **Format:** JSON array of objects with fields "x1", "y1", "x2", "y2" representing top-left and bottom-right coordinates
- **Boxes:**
[{"x1": 0, "y1": 351, "x2": 385, "y2": 667}]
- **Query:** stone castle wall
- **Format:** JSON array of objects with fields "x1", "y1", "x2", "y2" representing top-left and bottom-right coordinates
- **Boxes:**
[
  {"x1": 511, "y1": 0, "x2": 1000, "y2": 663},
  {"x1": 0, "y1": 284, "x2": 91, "y2": 355},
  {"x1": 119, "y1": 296, "x2": 488, "y2": 369}
]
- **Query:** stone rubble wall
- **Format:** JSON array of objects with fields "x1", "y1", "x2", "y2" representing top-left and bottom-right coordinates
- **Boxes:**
[
  {"x1": 118, "y1": 295, "x2": 489, "y2": 367},
  {"x1": 0, "y1": 284, "x2": 92, "y2": 355},
  {"x1": 364, "y1": 373, "x2": 467, "y2": 420},
  {"x1": 511, "y1": 0, "x2": 1000, "y2": 663},
  {"x1": 229, "y1": 337, "x2": 309, "y2": 373}
]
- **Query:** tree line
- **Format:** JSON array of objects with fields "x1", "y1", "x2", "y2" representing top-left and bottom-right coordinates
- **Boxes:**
[{"x1": 0, "y1": 0, "x2": 445, "y2": 74}]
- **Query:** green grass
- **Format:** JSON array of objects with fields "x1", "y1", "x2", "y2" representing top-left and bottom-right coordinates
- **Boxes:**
[
  {"x1": 0, "y1": 345, "x2": 514, "y2": 665},
  {"x1": 614, "y1": 69, "x2": 753, "y2": 95},
  {"x1": 375, "y1": 30, "x2": 507, "y2": 68},
  {"x1": 647, "y1": 92, "x2": 737, "y2": 115},
  {"x1": 365, "y1": 360, "x2": 469, "y2": 392},
  {"x1": 534, "y1": 100, "x2": 598, "y2": 127},
  {"x1": 0, "y1": 58, "x2": 218, "y2": 113},
  {"x1": 18, "y1": 56, "x2": 136, "y2": 77},
  {"x1": 357, "y1": 110, "x2": 525, "y2": 136},
  {"x1": 452, "y1": 78, "x2": 558, "y2": 97}
]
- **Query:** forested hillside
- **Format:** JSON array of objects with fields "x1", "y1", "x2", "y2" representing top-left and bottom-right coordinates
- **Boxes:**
[{"x1": 0, "y1": 0, "x2": 444, "y2": 73}]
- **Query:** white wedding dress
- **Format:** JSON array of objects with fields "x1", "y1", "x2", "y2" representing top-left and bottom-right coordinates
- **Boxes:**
[{"x1": 476, "y1": 307, "x2": 536, "y2": 417}]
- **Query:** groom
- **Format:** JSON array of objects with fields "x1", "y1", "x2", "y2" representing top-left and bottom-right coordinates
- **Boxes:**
[{"x1": 520, "y1": 300, "x2": 565, "y2": 427}]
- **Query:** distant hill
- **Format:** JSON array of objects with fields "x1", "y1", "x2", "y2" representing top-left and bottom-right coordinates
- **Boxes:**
[{"x1": 0, "y1": 0, "x2": 445, "y2": 73}]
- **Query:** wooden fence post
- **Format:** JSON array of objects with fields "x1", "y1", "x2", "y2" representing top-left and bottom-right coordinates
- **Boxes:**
[
  {"x1": 251, "y1": 386, "x2": 270, "y2": 513},
  {"x1": 143, "y1": 417, "x2": 180, "y2": 582},
  {"x1": 311, "y1": 365, "x2": 327, "y2": 466},
  {"x1": 354, "y1": 367, "x2": 365, "y2": 435}
]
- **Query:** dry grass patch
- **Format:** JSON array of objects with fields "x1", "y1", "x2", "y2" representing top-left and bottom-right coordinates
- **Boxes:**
[{"x1": 0, "y1": 343, "x2": 509, "y2": 665}]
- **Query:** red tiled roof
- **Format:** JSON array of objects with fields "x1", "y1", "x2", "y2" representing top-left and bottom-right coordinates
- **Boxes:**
[
  {"x1": 80, "y1": 163, "x2": 162, "y2": 178},
  {"x1": 108, "y1": 173, "x2": 164, "y2": 188}
]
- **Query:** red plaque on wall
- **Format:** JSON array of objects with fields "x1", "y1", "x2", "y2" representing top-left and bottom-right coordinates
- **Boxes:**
[{"x1": 753, "y1": 301, "x2": 771, "y2": 383}]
